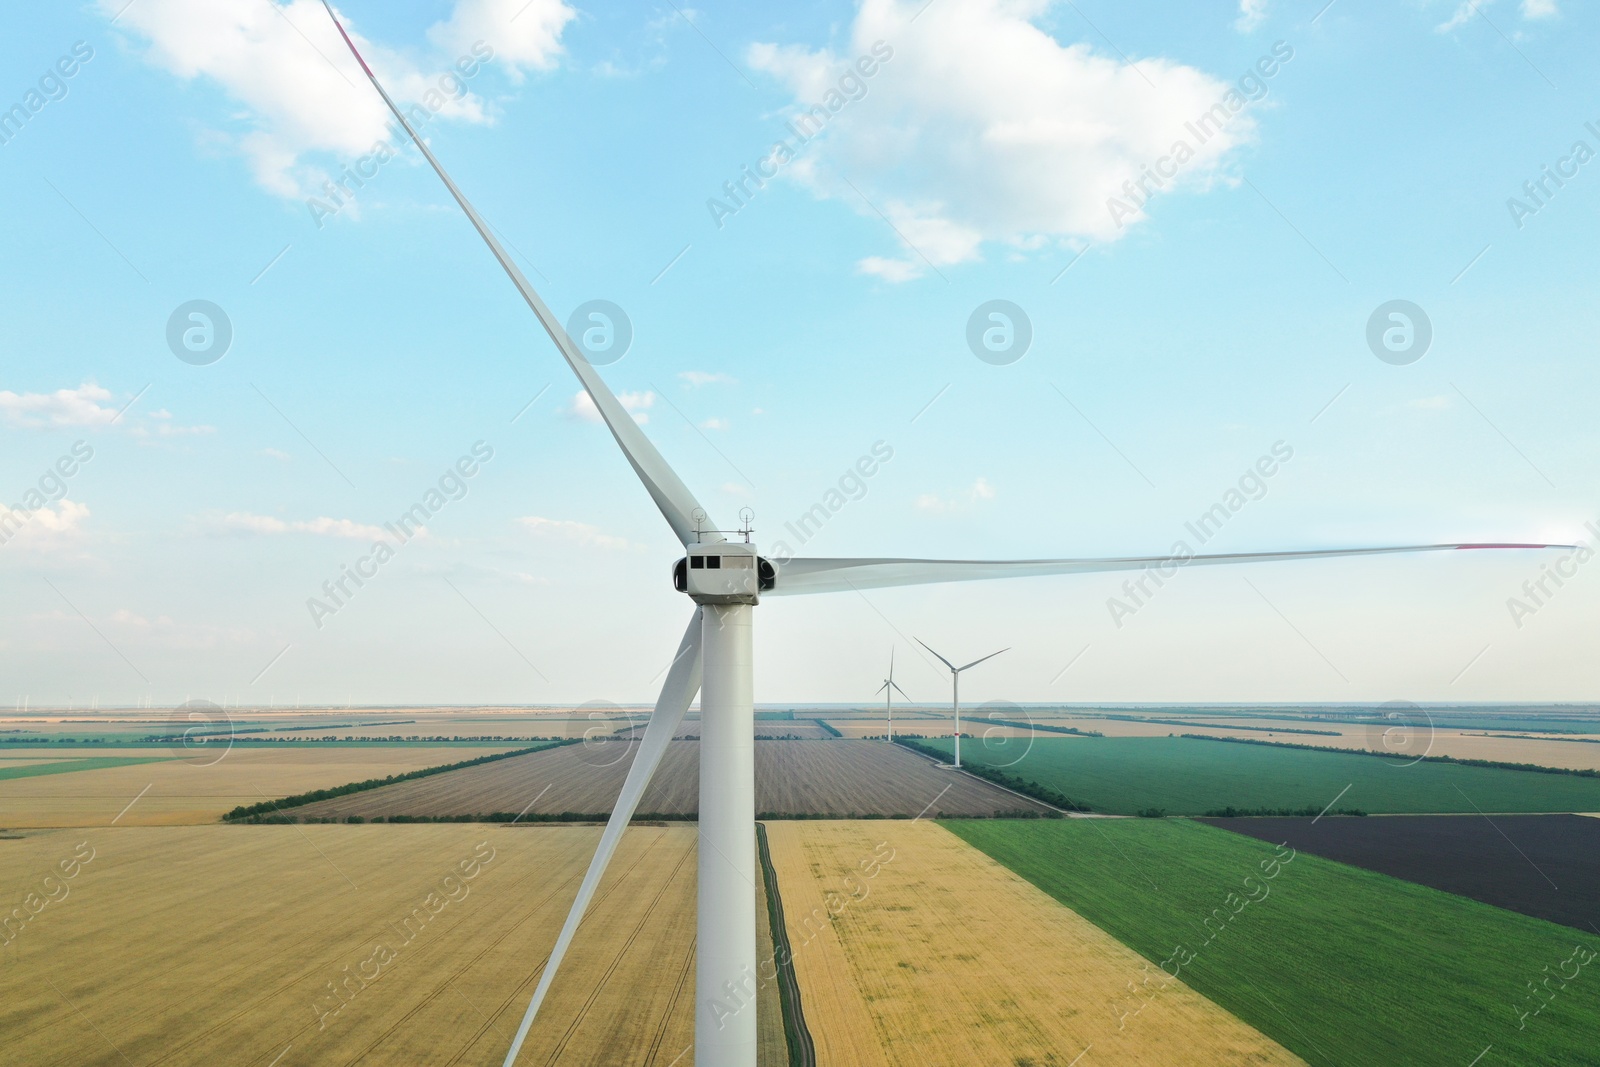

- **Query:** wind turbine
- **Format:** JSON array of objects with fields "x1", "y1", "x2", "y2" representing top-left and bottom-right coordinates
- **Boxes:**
[
  {"x1": 875, "y1": 649, "x2": 913, "y2": 742},
  {"x1": 916, "y1": 641, "x2": 1006, "y2": 768},
  {"x1": 319, "y1": 8, "x2": 1570, "y2": 1065}
]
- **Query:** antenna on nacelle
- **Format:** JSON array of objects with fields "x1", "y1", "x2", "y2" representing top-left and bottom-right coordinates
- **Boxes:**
[
  {"x1": 738, "y1": 508, "x2": 754, "y2": 543},
  {"x1": 691, "y1": 508, "x2": 708, "y2": 543}
]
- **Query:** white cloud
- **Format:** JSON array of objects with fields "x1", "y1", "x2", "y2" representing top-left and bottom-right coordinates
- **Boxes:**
[
  {"x1": 700, "y1": 417, "x2": 730, "y2": 431},
  {"x1": 429, "y1": 0, "x2": 574, "y2": 82},
  {"x1": 518, "y1": 516, "x2": 631, "y2": 550},
  {"x1": 567, "y1": 389, "x2": 655, "y2": 425},
  {"x1": 1435, "y1": 0, "x2": 1553, "y2": 30},
  {"x1": 261, "y1": 448, "x2": 292, "y2": 460},
  {"x1": 749, "y1": 0, "x2": 1257, "y2": 280},
  {"x1": 857, "y1": 255, "x2": 926, "y2": 282},
  {"x1": 101, "y1": 0, "x2": 573, "y2": 199},
  {"x1": 219, "y1": 513, "x2": 289, "y2": 534},
  {"x1": 133, "y1": 421, "x2": 217, "y2": 439},
  {"x1": 109, "y1": 609, "x2": 155, "y2": 628},
  {"x1": 679, "y1": 370, "x2": 737, "y2": 387},
  {"x1": 295, "y1": 516, "x2": 391, "y2": 540},
  {"x1": 1436, "y1": 0, "x2": 1481, "y2": 31},
  {"x1": 0, "y1": 500, "x2": 91, "y2": 553},
  {"x1": 0, "y1": 382, "x2": 119, "y2": 428},
  {"x1": 720, "y1": 482, "x2": 752, "y2": 497},
  {"x1": 1236, "y1": 0, "x2": 1269, "y2": 31},
  {"x1": 214, "y1": 512, "x2": 389, "y2": 540},
  {"x1": 916, "y1": 477, "x2": 996, "y2": 514}
]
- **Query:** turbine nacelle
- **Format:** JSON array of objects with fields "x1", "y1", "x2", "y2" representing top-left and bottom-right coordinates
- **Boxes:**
[{"x1": 673, "y1": 542, "x2": 777, "y2": 605}]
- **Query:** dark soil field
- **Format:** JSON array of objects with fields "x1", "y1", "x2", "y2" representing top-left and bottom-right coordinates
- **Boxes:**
[
  {"x1": 1204, "y1": 813, "x2": 1600, "y2": 933},
  {"x1": 287, "y1": 740, "x2": 1048, "y2": 820}
]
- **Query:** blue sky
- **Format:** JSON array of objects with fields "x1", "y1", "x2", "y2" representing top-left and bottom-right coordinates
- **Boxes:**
[{"x1": 2, "y1": 0, "x2": 1597, "y2": 708}]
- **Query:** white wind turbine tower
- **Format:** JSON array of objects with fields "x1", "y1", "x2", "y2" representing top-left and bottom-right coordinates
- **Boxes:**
[
  {"x1": 875, "y1": 649, "x2": 913, "y2": 742},
  {"x1": 320, "y1": 8, "x2": 1570, "y2": 1065},
  {"x1": 916, "y1": 641, "x2": 1006, "y2": 769}
]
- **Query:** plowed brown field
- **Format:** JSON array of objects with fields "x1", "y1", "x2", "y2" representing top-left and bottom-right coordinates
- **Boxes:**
[{"x1": 289, "y1": 741, "x2": 1049, "y2": 820}]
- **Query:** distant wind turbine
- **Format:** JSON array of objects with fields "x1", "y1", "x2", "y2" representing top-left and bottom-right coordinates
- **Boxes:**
[
  {"x1": 916, "y1": 641, "x2": 1007, "y2": 769},
  {"x1": 875, "y1": 649, "x2": 913, "y2": 742}
]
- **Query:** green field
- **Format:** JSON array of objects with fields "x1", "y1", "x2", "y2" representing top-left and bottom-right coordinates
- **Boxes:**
[
  {"x1": 924, "y1": 735, "x2": 1600, "y2": 814},
  {"x1": 946, "y1": 818, "x2": 1600, "y2": 1066},
  {"x1": 0, "y1": 756, "x2": 171, "y2": 781}
]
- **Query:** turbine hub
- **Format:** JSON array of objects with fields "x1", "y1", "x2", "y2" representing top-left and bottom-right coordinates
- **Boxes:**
[{"x1": 673, "y1": 541, "x2": 774, "y2": 605}]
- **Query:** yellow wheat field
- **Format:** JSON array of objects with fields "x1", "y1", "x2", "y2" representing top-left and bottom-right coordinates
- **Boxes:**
[
  {"x1": 0, "y1": 823, "x2": 795, "y2": 1065},
  {"x1": 0, "y1": 745, "x2": 521, "y2": 827},
  {"x1": 764, "y1": 820, "x2": 1305, "y2": 1067}
]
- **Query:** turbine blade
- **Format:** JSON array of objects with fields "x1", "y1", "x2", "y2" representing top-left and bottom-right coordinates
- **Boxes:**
[
  {"x1": 876, "y1": 681, "x2": 890, "y2": 694},
  {"x1": 890, "y1": 680, "x2": 913, "y2": 702},
  {"x1": 501, "y1": 608, "x2": 703, "y2": 1066},
  {"x1": 915, "y1": 638, "x2": 957, "y2": 673},
  {"x1": 319, "y1": 2, "x2": 716, "y2": 547},
  {"x1": 957, "y1": 648, "x2": 1008, "y2": 673},
  {"x1": 767, "y1": 543, "x2": 1571, "y2": 596}
]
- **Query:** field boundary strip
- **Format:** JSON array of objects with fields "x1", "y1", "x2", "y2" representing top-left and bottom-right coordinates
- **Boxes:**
[
  {"x1": 980, "y1": 717, "x2": 1104, "y2": 737},
  {"x1": 1181, "y1": 732, "x2": 1600, "y2": 778},
  {"x1": 221, "y1": 739, "x2": 579, "y2": 821},
  {"x1": 0, "y1": 755, "x2": 172, "y2": 782},
  {"x1": 1101, "y1": 714, "x2": 1338, "y2": 735},
  {"x1": 757, "y1": 822, "x2": 817, "y2": 1067}
]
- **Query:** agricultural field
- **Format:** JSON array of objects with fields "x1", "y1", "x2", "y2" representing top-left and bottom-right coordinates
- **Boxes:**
[
  {"x1": 947, "y1": 818, "x2": 1600, "y2": 1066},
  {"x1": 0, "y1": 745, "x2": 522, "y2": 828},
  {"x1": 616, "y1": 720, "x2": 839, "y2": 740},
  {"x1": 288, "y1": 740, "x2": 1047, "y2": 821},
  {"x1": 0, "y1": 823, "x2": 789, "y2": 1065},
  {"x1": 1074, "y1": 707, "x2": 1600, "y2": 735},
  {"x1": 327, "y1": 715, "x2": 630, "y2": 742},
  {"x1": 289, "y1": 740, "x2": 698, "y2": 819},
  {"x1": 0, "y1": 708, "x2": 637, "y2": 744},
  {"x1": 922, "y1": 735, "x2": 1600, "y2": 814},
  {"x1": 807, "y1": 715, "x2": 954, "y2": 740},
  {"x1": 1207, "y1": 814, "x2": 1600, "y2": 932},
  {"x1": 1071, "y1": 717, "x2": 1600, "y2": 771},
  {"x1": 0, "y1": 756, "x2": 75, "y2": 771},
  {"x1": 0, "y1": 756, "x2": 171, "y2": 781},
  {"x1": 763, "y1": 820, "x2": 1302, "y2": 1066}
]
